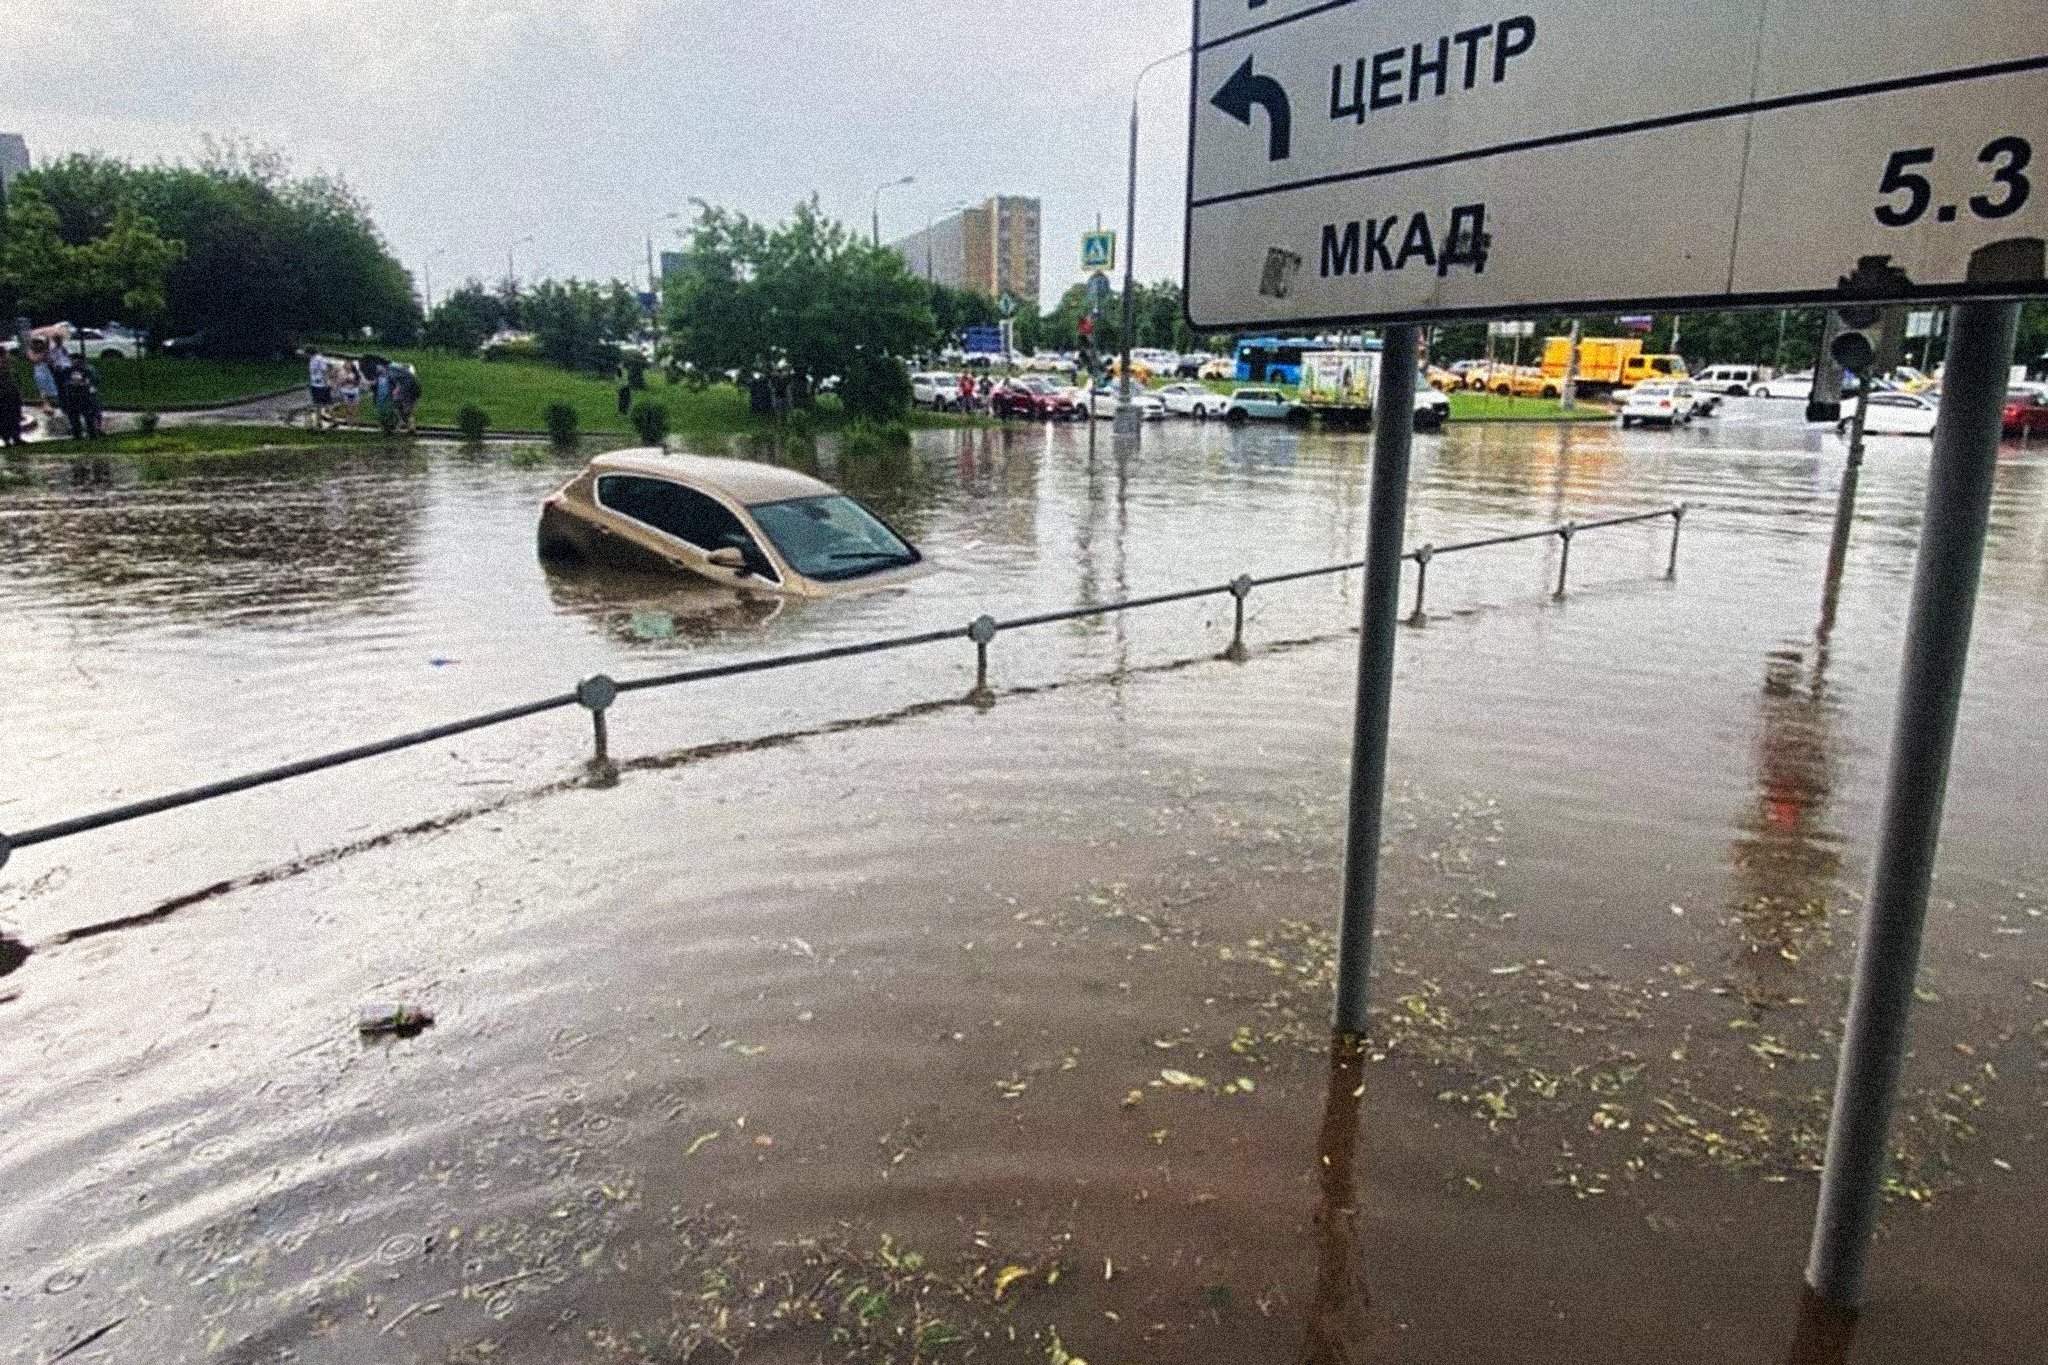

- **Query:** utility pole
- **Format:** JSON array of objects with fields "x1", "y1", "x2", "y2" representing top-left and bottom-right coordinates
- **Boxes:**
[
  {"x1": 1116, "y1": 47, "x2": 1188, "y2": 440},
  {"x1": 1561, "y1": 319, "x2": 1582, "y2": 411},
  {"x1": 872, "y1": 175, "x2": 915, "y2": 249}
]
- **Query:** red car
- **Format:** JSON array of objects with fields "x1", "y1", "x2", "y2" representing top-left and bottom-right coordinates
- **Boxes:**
[
  {"x1": 992, "y1": 378, "x2": 1079, "y2": 421},
  {"x1": 2004, "y1": 387, "x2": 2048, "y2": 438}
]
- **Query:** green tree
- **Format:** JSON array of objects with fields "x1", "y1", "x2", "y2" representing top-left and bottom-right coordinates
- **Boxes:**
[
  {"x1": 524, "y1": 278, "x2": 642, "y2": 372},
  {"x1": 3, "y1": 146, "x2": 416, "y2": 354},
  {"x1": 663, "y1": 198, "x2": 935, "y2": 419},
  {"x1": 423, "y1": 281, "x2": 509, "y2": 353},
  {"x1": 0, "y1": 187, "x2": 182, "y2": 330}
]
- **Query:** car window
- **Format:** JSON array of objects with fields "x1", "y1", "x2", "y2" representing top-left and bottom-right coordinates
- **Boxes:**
[
  {"x1": 596, "y1": 474, "x2": 777, "y2": 579},
  {"x1": 748, "y1": 495, "x2": 918, "y2": 582}
]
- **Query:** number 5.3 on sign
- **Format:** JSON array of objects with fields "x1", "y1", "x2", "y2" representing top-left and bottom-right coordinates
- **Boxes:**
[{"x1": 1876, "y1": 136, "x2": 2031, "y2": 228}]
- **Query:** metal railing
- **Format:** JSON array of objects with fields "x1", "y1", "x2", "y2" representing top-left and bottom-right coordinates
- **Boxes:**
[{"x1": 0, "y1": 505, "x2": 1685, "y2": 870}]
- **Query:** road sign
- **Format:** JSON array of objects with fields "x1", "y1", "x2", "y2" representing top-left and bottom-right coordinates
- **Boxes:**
[
  {"x1": 1185, "y1": 0, "x2": 2048, "y2": 329},
  {"x1": 1082, "y1": 230, "x2": 1117, "y2": 271},
  {"x1": 1907, "y1": 310, "x2": 1939, "y2": 339},
  {"x1": 1086, "y1": 271, "x2": 1113, "y2": 305},
  {"x1": 998, "y1": 292, "x2": 1019, "y2": 319},
  {"x1": 1486, "y1": 320, "x2": 1534, "y2": 338},
  {"x1": 963, "y1": 325, "x2": 1005, "y2": 355}
]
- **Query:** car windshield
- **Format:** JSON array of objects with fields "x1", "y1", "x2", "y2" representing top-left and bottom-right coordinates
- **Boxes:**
[{"x1": 747, "y1": 495, "x2": 918, "y2": 582}]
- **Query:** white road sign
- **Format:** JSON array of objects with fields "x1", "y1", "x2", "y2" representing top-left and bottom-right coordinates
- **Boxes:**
[{"x1": 1185, "y1": 0, "x2": 2048, "y2": 329}]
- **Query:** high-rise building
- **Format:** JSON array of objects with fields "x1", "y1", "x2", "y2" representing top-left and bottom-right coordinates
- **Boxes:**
[
  {"x1": 0, "y1": 134, "x2": 30, "y2": 210},
  {"x1": 890, "y1": 195, "x2": 1041, "y2": 305}
]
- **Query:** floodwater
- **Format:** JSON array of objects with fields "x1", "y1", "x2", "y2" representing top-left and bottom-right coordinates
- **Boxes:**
[{"x1": 2, "y1": 406, "x2": 2045, "y2": 1363}]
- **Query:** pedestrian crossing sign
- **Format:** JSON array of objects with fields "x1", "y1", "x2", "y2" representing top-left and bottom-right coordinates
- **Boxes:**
[{"x1": 1081, "y1": 231, "x2": 1116, "y2": 272}]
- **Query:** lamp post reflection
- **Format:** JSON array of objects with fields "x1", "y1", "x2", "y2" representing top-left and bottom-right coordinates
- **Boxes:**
[
  {"x1": 1299, "y1": 1035, "x2": 1372, "y2": 1365},
  {"x1": 1783, "y1": 1287, "x2": 1858, "y2": 1365}
]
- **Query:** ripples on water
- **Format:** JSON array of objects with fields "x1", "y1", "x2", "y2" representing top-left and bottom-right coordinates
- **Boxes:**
[{"x1": 2, "y1": 408, "x2": 2046, "y2": 1362}]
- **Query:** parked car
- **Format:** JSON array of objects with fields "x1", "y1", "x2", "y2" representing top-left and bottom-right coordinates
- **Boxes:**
[
  {"x1": 1414, "y1": 383, "x2": 1451, "y2": 432},
  {"x1": 1223, "y1": 388, "x2": 1305, "y2": 424},
  {"x1": 1693, "y1": 364, "x2": 1764, "y2": 397},
  {"x1": 1156, "y1": 382, "x2": 1225, "y2": 418},
  {"x1": 1082, "y1": 386, "x2": 1166, "y2": 420},
  {"x1": 1838, "y1": 391, "x2": 1941, "y2": 437},
  {"x1": 73, "y1": 326, "x2": 142, "y2": 360},
  {"x1": 537, "y1": 452, "x2": 925, "y2": 598},
  {"x1": 1752, "y1": 371, "x2": 1812, "y2": 401},
  {"x1": 2003, "y1": 386, "x2": 2048, "y2": 437},
  {"x1": 1198, "y1": 357, "x2": 1236, "y2": 381},
  {"x1": 1620, "y1": 382, "x2": 1690, "y2": 427},
  {"x1": 910, "y1": 372, "x2": 960, "y2": 411},
  {"x1": 992, "y1": 378, "x2": 1080, "y2": 421}
]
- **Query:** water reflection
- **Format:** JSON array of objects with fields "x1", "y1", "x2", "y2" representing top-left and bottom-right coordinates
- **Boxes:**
[
  {"x1": 0, "y1": 453, "x2": 425, "y2": 624},
  {"x1": 540, "y1": 567, "x2": 785, "y2": 647},
  {"x1": 1727, "y1": 480, "x2": 1853, "y2": 984},
  {"x1": 1782, "y1": 1288, "x2": 1858, "y2": 1365},
  {"x1": 1300, "y1": 1037, "x2": 1371, "y2": 1365}
]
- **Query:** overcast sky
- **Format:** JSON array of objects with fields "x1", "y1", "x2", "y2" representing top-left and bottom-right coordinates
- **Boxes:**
[{"x1": 1, "y1": 0, "x2": 1199, "y2": 310}]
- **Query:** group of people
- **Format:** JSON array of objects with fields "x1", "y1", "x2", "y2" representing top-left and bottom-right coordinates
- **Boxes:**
[
  {"x1": 308, "y1": 349, "x2": 421, "y2": 432},
  {"x1": 955, "y1": 372, "x2": 997, "y2": 412},
  {"x1": 2, "y1": 333, "x2": 105, "y2": 444}
]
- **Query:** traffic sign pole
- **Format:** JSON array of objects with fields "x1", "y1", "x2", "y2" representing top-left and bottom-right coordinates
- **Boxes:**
[
  {"x1": 1805, "y1": 298, "x2": 2022, "y2": 1309},
  {"x1": 1335, "y1": 323, "x2": 1419, "y2": 1036}
]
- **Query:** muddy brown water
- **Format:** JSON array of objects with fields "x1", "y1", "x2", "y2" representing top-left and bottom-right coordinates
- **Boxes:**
[{"x1": 2, "y1": 408, "x2": 2046, "y2": 1363}]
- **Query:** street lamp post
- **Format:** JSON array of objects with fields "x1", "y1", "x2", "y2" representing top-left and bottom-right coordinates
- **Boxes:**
[
  {"x1": 872, "y1": 175, "x2": 915, "y2": 249},
  {"x1": 506, "y1": 234, "x2": 535, "y2": 295},
  {"x1": 1116, "y1": 47, "x2": 1191, "y2": 438},
  {"x1": 422, "y1": 248, "x2": 447, "y2": 313}
]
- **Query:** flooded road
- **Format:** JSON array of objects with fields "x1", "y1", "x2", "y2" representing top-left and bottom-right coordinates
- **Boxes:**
[{"x1": 3, "y1": 406, "x2": 2046, "y2": 1362}]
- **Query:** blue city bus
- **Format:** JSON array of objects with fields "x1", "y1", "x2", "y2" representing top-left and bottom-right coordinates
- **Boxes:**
[{"x1": 1234, "y1": 336, "x2": 1379, "y2": 385}]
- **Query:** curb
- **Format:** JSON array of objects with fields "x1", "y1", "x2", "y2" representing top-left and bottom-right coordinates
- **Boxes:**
[{"x1": 104, "y1": 386, "x2": 304, "y2": 415}]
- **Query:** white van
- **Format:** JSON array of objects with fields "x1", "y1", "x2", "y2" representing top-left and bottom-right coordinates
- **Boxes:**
[{"x1": 1693, "y1": 364, "x2": 1764, "y2": 397}]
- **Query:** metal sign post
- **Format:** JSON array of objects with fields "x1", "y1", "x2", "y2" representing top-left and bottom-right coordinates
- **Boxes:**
[
  {"x1": 1335, "y1": 325, "x2": 1417, "y2": 1035},
  {"x1": 1183, "y1": 0, "x2": 2044, "y2": 1303},
  {"x1": 1805, "y1": 299, "x2": 2021, "y2": 1307}
]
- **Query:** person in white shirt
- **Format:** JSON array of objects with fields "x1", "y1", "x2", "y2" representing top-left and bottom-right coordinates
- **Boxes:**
[{"x1": 308, "y1": 350, "x2": 332, "y2": 426}]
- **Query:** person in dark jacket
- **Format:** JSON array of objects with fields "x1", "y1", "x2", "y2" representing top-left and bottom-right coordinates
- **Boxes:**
[
  {"x1": 0, "y1": 363, "x2": 24, "y2": 446},
  {"x1": 59, "y1": 360, "x2": 104, "y2": 439}
]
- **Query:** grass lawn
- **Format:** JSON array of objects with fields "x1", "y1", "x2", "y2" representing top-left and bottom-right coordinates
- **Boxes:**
[
  {"x1": 1447, "y1": 391, "x2": 1615, "y2": 423},
  {"x1": 9, "y1": 355, "x2": 304, "y2": 410},
  {"x1": 338, "y1": 349, "x2": 980, "y2": 440}
]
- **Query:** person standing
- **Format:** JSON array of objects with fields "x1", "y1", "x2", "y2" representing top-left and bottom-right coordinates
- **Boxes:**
[
  {"x1": 392, "y1": 363, "x2": 421, "y2": 433},
  {"x1": 60, "y1": 359, "x2": 103, "y2": 440},
  {"x1": 334, "y1": 358, "x2": 362, "y2": 423},
  {"x1": 27, "y1": 341, "x2": 59, "y2": 419},
  {"x1": 0, "y1": 361, "x2": 24, "y2": 447},
  {"x1": 307, "y1": 349, "x2": 332, "y2": 427}
]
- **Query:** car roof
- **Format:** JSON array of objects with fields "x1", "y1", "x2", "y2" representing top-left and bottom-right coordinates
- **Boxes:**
[{"x1": 587, "y1": 450, "x2": 836, "y2": 504}]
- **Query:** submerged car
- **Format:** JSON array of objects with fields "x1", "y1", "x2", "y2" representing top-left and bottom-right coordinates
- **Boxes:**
[{"x1": 538, "y1": 451, "x2": 925, "y2": 597}]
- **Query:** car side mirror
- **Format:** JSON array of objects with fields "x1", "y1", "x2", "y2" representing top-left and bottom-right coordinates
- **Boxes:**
[{"x1": 706, "y1": 546, "x2": 747, "y2": 571}]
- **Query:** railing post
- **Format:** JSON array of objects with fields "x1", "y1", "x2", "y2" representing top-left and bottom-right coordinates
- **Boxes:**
[
  {"x1": 576, "y1": 674, "x2": 620, "y2": 787},
  {"x1": 1667, "y1": 504, "x2": 1686, "y2": 580},
  {"x1": 0, "y1": 829, "x2": 11, "y2": 872},
  {"x1": 1554, "y1": 522, "x2": 1576, "y2": 599},
  {"x1": 966, "y1": 615, "x2": 998, "y2": 709},
  {"x1": 1408, "y1": 546, "x2": 1433, "y2": 625},
  {"x1": 1225, "y1": 576, "x2": 1253, "y2": 662}
]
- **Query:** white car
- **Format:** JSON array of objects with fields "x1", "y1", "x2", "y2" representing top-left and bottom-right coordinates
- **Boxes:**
[
  {"x1": 911, "y1": 372, "x2": 961, "y2": 411},
  {"x1": 1620, "y1": 382, "x2": 1691, "y2": 427},
  {"x1": 1838, "y1": 391, "x2": 1940, "y2": 437},
  {"x1": 1155, "y1": 382, "x2": 1225, "y2": 419},
  {"x1": 1414, "y1": 384, "x2": 1450, "y2": 431},
  {"x1": 1752, "y1": 371, "x2": 1813, "y2": 401},
  {"x1": 1693, "y1": 364, "x2": 1764, "y2": 397},
  {"x1": 1223, "y1": 388, "x2": 1304, "y2": 423},
  {"x1": 1083, "y1": 387, "x2": 1165, "y2": 420}
]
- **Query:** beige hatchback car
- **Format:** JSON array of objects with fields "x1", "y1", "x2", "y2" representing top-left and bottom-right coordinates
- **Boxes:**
[{"x1": 538, "y1": 451, "x2": 925, "y2": 597}]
